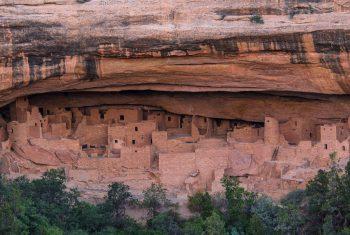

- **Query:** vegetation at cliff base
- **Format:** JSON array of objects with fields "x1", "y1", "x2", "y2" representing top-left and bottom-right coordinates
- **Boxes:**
[
  {"x1": 2, "y1": 154, "x2": 350, "y2": 234},
  {"x1": 250, "y1": 14, "x2": 264, "y2": 24}
]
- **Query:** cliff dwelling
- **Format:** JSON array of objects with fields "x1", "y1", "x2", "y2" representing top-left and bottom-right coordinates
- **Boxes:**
[
  {"x1": 2, "y1": 0, "x2": 350, "y2": 204},
  {"x1": 0, "y1": 91, "x2": 349, "y2": 201}
]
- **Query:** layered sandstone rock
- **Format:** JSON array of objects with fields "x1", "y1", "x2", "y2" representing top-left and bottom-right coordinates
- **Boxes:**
[{"x1": 0, "y1": 0, "x2": 350, "y2": 104}]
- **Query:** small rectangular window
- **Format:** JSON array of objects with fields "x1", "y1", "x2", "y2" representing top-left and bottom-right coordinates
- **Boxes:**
[
  {"x1": 100, "y1": 112, "x2": 105, "y2": 119},
  {"x1": 324, "y1": 144, "x2": 328, "y2": 150},
  {"x1": 120, "y1": 115, "x2": 125, "y2": 121},
  {"x1": 39, "y1": 108, "x2": 44, "y2": 116},
  {"x1": 168, "y1": 116, "x2": 171, "y2": 121},
  {"x1": 132, "y1": 140, "x2": 136, "y2": 145},
  {"x1": 114, "y1": 140, "x2": 118, "y2": 144}
]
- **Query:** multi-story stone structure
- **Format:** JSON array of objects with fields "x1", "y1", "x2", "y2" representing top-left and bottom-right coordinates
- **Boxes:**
[{"x1": 1, "y1": 97, "x2": 350, "y2": 201}]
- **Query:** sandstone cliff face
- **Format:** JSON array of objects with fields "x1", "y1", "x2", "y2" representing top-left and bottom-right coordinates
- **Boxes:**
[
  {"x1": 1, "y1": 0, "x2": 350, "y2": 106},
  {"x1": 2, "y1": 0, "x2": 350, "y2": 202}
]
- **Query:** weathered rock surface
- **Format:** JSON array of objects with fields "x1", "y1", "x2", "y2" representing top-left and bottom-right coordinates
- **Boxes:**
[{"x1": 1, "y1": 0, "x2": 350, "y2": 107}]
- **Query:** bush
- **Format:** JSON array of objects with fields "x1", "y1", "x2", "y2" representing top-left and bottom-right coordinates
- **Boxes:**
[
  {"x1": 188, "y1": 191, "x2": 214, "y2": 218},
  {"x1": 66, "y1": 230, "x2": 89, "y2": 235},
  {"x1": 280, "y1": 189, "x2": 306, "y2": 207},
  {"x1": 102, "y1": 182, "x2": 134, "y2": 227},
  {"x1": 276, "y1": 204, "x2": 304, "y2": 234},
  {"x1": 182, "y1": 217, "x2": 205, "y2": 235},
  {"x1": 221, "y1": 175, "x2": 256, "y2": 230},
  {"x1": 251, "y1": 196, "x2": 278, "y2": 232},
  {"x1": 67, "y1": 201, "x2": 106, "y2": 232},
  {"x1": 148, "y1": 211, "x2": 182, "y2": 234},
  {"x1": 143, "y1": 183, "x2": 170, "y2": 217},
  {"x1": 212, "y1": 192, "x2": 227, "y2": 214},
  {"x1": 246, "y1": 214, "x2": 265, "y2": 235},
  {"x1": 28, "y1": 168, "x2": 80, "y2": 228},
  {"x1": 204, "y1": 212, "x2": 227, "y2": 235},
  {"x1": 250, "y1": 14, "x2": 264, "y2": 24},
  {"x1": 4, "y1": 158, "x2": 350, "y2": 234},
  {"x1": 303, "y1": 154, "x2": 350, "y2": 233}
]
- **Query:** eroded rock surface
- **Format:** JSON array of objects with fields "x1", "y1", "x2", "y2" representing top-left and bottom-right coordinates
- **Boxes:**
[{"x1": 1, "y1": 0, "x2": 350, "y2": 103}]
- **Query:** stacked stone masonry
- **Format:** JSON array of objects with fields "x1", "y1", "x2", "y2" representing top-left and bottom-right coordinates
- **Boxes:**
[{"x1": 1, "y1": 96, "x2": 350, "y2": 201}]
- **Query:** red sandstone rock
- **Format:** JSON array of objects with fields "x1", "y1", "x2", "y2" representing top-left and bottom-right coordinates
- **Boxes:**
[{"x1": 13, "y1": 144, "x2": 61, "y2": 166}]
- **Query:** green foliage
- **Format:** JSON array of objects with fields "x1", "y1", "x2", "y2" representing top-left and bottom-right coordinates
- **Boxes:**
[
  {"x1": 4, "y1": 156, "x2": 350, "y2": 235},
  {"x1": 143, "y1": 183, "x2": 170, "y2": 217},
  {"x1": 44, "y1": 226, "x2": 64, "y2": 235},
  {"x1": 276, "y1": 204, "x2": 304, "y2": 234},
  {"x1": 0, "y1": 175, "x2": 28, "y2": 234},
  {"x1": 246, "y1": 214, "x2": 265, "y2": 235},
  {"x1": 0, "y1": 169, "x2": 81, "y2": 234},
  {"x1": 340, "y1": 227, "x2": 350, "y2": 235},
  {"x1": 251, "y1": 196, "x2": 278, "y2": 232},
  {"x1": 188, "y1": 191, "x2": 214, "y2": 218},
  {"x1": 67, "y1": 201, "x2": 106, "y2": 232},
  {"x1": 183, "y1": 217, "x2": 205, "y2": 235},
  {"x1": 148, "y1": 210, "x2": 182, "y2": 234},
  {"x1": 66, "y1": 229, "x2": 89, "y2": 235},
  {"x1": 250, "y1": 14, "x2": 264, "y2": 24},
  {"x1": 305, "y1": 153, "x2": 343, "y2": 233},
  {"x1": 28, "y1": 168, "x2": 79, "y2": 228},
  {"x1": 322, "y1": 214, "x2": 336, "y2": 235},
  {"x1": 221, "y1": 175, "x2": 256, "y2": 231},
  {"x1": 102, "y1": 182, "x2": 134, "y2": 227},
  {"x1": 280, "y1": 189, "x2": 306, "y2": 207},
  {"x1": 288, "y1": 4, "x2": 317, "y2": 19},
  {"x1": 204, "y1": 211, "x2": 227, "y2": 235},
  {"x1": 302, "y1": 153, "x2": 350, "y2": 233}
]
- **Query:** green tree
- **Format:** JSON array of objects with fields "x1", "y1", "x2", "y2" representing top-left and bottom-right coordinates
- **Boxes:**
[
  {"x1": 188, "y1": 191, "x2": 214, "y2": 218},
  {"x1": 221, "y1": 176, "x2": 256, "y2": 231},
  {"x1": 143, "y1": 183, "x2": 170, "y2": 217},
  {"x1": 281, "y1": 189, "x2": 306, "y2": 207},
  {"x1": 0, "y1": 175, "x2": 28, "y2": 234},
  {"x1": 28, "y1": 168, "x2": 80, "y2": 228},
  {"x1": 305, "y1": 152, "x2": 343, "y2": 233},
  {"x1": 340, "y1": 227, "x2": 350, "y2": 235},
  {"x1": 322, "y1": 214, "x2": 336, "y2": 235},
  {"x1": 183, "y1": 217, "x2": 205, "y2": 235},
  {"x1": 276, "y1": 204, "x2": 304, "y2": 234},
  {"x1": 148, "y1": 210, "x2": 181, "y2": 235},
  {"x1": 102, "y1": 182, "x2": 133, "y2": 227},
  {"x1": 0, "y1": 174, "x2": 56, "y2": 235},
  {"x1": 204, "y1": 212, "x2": 227, "y2": 235},
  {"x1": 246, "y1": 214, "x2": 265, "y2": 235},
  {"x1": 251, "y1": 196, "x2": 278, "y2": 232},
  {"x1": 334, "y1": 159, "x2": 350, "y2": 230},
  {"x1": 67, "y1": 201, "x2": 106, "y2": 232}
]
